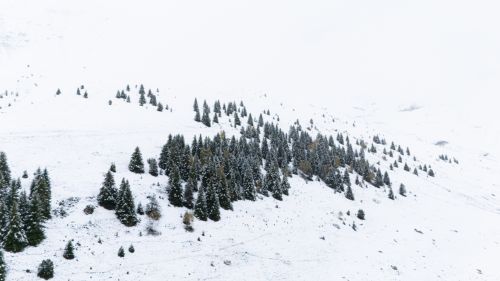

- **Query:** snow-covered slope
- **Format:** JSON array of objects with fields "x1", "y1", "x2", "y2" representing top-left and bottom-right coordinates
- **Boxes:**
[{"x1": 1, "y1": 1, "x2": 500, "y2": 281}]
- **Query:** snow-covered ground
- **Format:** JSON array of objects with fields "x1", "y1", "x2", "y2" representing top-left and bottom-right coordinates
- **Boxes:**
[{"x1": 1, "y1": 1, "x2": 500, "y2": 280}]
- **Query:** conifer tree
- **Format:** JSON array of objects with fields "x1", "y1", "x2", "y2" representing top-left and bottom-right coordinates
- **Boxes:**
[
  {"x1": 37, "y1": 260, "x2": 54, "y2": 280},
  {"x1": 383, "y1": 171, "x2": 391, "y2": 186},
  {"x1": 399, "y1": 183, "x2": 407, "y2": 197},
  {"x1": 264, "y1": 163, "x2": 282, "y2": 200},
  {"x1": 404, "y1": 163, "x2": 410, "y2": 172},
  {"x1": 128, "y1": 244, "x2": 135, "y2": 253},
  {"x1": 357, "y1": 209, "x2": 365, "y2": 220},
  {"x1": 194, "y1": 110, "x2": 201, "y2": 122},
  {"x1": 234, "y1": 112, "x2": 241, "y2": 126},
  {"x1": 128, "y1": 147, "x2": 145, "y2": 174},
  {"x1": 115, "y1": 179, "x2": 138, "y2": 227},
  {"x1": 0, "y1": 250, "x2": 6, "y2": 281},
  {"x1": 118, "y1": 246, "x2": 125, "y2": 258},
  {"x1": 281, "y1": 174, "x2": 290, "y2": 196},
  {"x1": 145, "y1": 196, "x2": 161, "y2": 220},
  {"x1": 206, "y1": 184, "x2": 221, "y2": 222},
  {"x1": 148, "y1": 158, "x2": 159, "y2": 177},
  {"x1": 97, "y1": 171, "x2": 117, "y2": 210},
  {"x1": 139, "y1": 92, "x2": 146, "y2": 106},
  {"x1": 157, "y1": 102, "x2": 164, "y2": 112},
  {"x1": 201, "y1": 107, "x2": 211, "y2": 127},
  {"x1": 258, "y1": 114, "x2": 264, "y2": 127},
  {"x1": 110, "y1": 163, "x2": 116, "y2": 173},
  {"x1": 137, "y1": 202, "x2": 144, "y2": 215},
  {"x1": 25, "y1": 195, "x2": 45, "y2": 246},
  {"x1": 183, "y1": 177, "x2": 195, "y2": 209},
  {"x1": 428, "y1": 169, "x2": 435, "y2": 177},
  {"x1": 242, "y1": 161, "x2": 256, "y2": 201},
  {"x1": 193, "y1": 98, "x2": 199, "y2": 112},
  {"x1": 388, "y1": 187, "x2": 395, "y2": 200},
  {"x1": 63, "y1": 240, "x2": 75, "y2": 260},
  {"x1": 168, "y1": 165, "x2": 183, "y2": 207},
  {"x1": 216, "y1": 168, "x2": 232, "y2": 210},
  {"x1": 0, "y1": 152, "x2": 11, "y2": 184},
  {"x1": 345, "y1": 184, "x2": 354, "y2": 201},
  {"x1": 194, "y1": 188, "x2": 208, "y2": 221},
  {"x1": 3, "y1": 201, "x2": 28, "y2": 253}
]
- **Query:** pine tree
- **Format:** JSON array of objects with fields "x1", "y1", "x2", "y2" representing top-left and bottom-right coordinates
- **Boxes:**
[
  {"x1": 242, "y1": 161, "x2": 256, "y2": 201},
  {"x1": 83, "y1": 92, "x2": 88, "y2": 98},
  {"x1": 194, "y1": 110, "x2": 201, "y2": 122},
  {"x1": 428, "y1": 169, "x2": 435, "y2": 177},
  {"x1": 55, "y1": 89, "x2": 61, "y2": 95},
  {"x1": 137, "y1": 202, "x2": 144, "y2": 215},
  {"x1": 399, "y1": 183, "x2": 407, "y2": 197},
  {"x1": 388, "y1": 187, "x2": 395, "y2": 200},
  {"x1": 205, "y1": 184, "x2": 221, "y2": 222},
  {"x1": 168, "y1": 165, "x2": 183, "y2": 207},
  {"x1": 97, "y1": 171, "x2": 117, "y2": 210},
  {"x1": 357, "y1": 209, "x2": 365, "y2": 220},
  {"x1": 128, "y1": 147, "x2": 145, "y2": 174},
  {"x1": 281, "y1": 174, "x2": 290, "y2": 196},
  {"x1": 183, "y1": 177, "x2": 195, "y2": 209},
  {"x1": 193, "y1": 98, "x2": 199, "y2": 112},
  {"x1": 139, "y1": 92, "x2": 146, "y2": 106},
  {"x1": 110, "y1": 163, "x2": 116, "y2": 173},
  {"x1": 0, "y1": 250, "x2": 6, "y2": 281},
  {"x1": 216, "y1": 168, "x2": 232, "y2": 210},
  {"x1": 201, "y1": 107, "x2": 211, "y2": 127},
  {"x1": 157, "y1": 102, "x2": 164, "y2": 112},
  {"x1": 264, "y1": 163, "x2": 282, "y2": 201},
  {"x1": 194, "y1": 188, "x2": 208, "y2": 221},
  {"x1": 63, "y1": 240, "x2": 75, "y2": 260},
  {"x1": 37, "y1": 260, "x2": 54, "y2": 280},
  {"x1": 383, "y1": 171, "x2": 391, "y2": 186},
  {"x1": 25, "y1": 195, "x2": 45, "y2": 246},
  {"x1": 234, "y1": 112, "x2": 241, "y2": 126},
  {"x1": 258, "y1": 114, "x2": 264, "y2": 127},
  {"x1": 115, "y1": 179, "x2": 138, "y2": 227},
  {"x1": 247, "y1": 114, "x2": 254, "y2": 127},
  {"x1": 148, "y1": 158, "x2": 159, "y2": 177},
  {"x1": 128, "y1": 244, "x2": 135, "y2": 253},
  {"x1": 404, "y1": 163, "x2": 410, "y2": 172},
  {"x1": 2, "y1": 201, "x2": 28, "y2": 253},
  {"x1": 345, "y1": 184, "x2": 354, "y2": 201},
  {"x1": 118, "y1": 246, "x2": 125, "y2": 258},
  {"x1": 0, "y1": 152, "x2": 11, "y2": 184}
]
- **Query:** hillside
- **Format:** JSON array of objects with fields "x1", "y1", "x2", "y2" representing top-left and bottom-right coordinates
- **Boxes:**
[{"x1": 1, "y1": 1, "x2": 500, "y2": 281}]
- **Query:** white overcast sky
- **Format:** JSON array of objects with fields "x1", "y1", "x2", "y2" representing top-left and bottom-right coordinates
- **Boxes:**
[{"x1": 1, "y1": 0, "x2": 499, "y2": 111}]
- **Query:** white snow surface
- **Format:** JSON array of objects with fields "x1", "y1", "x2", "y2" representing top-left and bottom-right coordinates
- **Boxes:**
[{"x1": 1, "y1": 1, "x2": 500, "y2": 280}]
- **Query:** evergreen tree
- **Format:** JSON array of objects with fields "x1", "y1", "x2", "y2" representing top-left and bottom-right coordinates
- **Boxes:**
[
  {"x1": 264, "y1": 163, "x2": 282, "y2": 201},
  {"x1": 194, "y1": 110, "x2": 201, "y2": 122},
  {"x1": 137, "y1": 202, "x2": 144, "y2": 215},
  {"x1": 37, "y1": 260, "x2": 54, "y2": 280},
  {"x1": 247, "y1": 114, "x2": 254, "y2": 127},
  {"x1": 428, "y1": 169, "x2": 435, "y2": 177},
  {"x1": 281, "y1": 174, "x2": 290, "y2": 196},
  {"x1": 0, "y1": 250, "x2": 5, "y2": 281},
  {"x1": 206, "y1": 184, "x2": 221, "y2": 222},
  {"x1": 383, "y1": 171, "x2": 391, "y2": 186},
  {"x1": 115, "y1": 179, "x2": 138, "y2": 227},
  {"x1": 404, "y1": 163, "x2": 410, "y2": 172},
  {"x1": 194, "y1": 188, "x2": 208, "y2": 221},
  {"x1": 157, "y1": 102, "x2": 164, "y2": 112},
  {"x1": 183, "y1": 177, "x2": 195, "y2": 209},
  {"x1": 0, "y1": 152, "x2": 11, "y2": 184},
  {"x1": 357, "y1": 209, "x2": 365, "y2": 220},
  {"x1": 63, "y1": 240, "x2": 75, "y2": 260},
  {"x1": 128, "y1": 147, "x2": 145, "y2": 174},
  {"x1": 110, "y1": 163, "x2": 116, "y2": 173},
  {"x1": 118, "y1": 246, "x2": 125, "y2": 258},
  {"x1": 97, "y1": 171, "x2": 117, "y2": 210},
  {"x1": 83, "y1": 92, "x2": 88, "y2": 98},
  {"x1": 242, "y1": 161, "x2": 256, "y2": 201},
  {"x1": 148, "y1": 158, "x2": 159, "y2": 177},
  {"x1": 216, "y1": 168, "x2": 232, "y2": 210},
  {"x1": 258, "y1": 114, "x2": 264, "y2": 127},
  {"x1": 345, "y1": 184, "x2": 354, "y2": 201},
  {"x1": 2, "y1": 201, "x2": 28, "y2": 253},
  {"x1": 388, "y1": 187, "x2": 395, "y2": 200},
  {"x1": 168, "y1": 165, "x2": 183, "y2": 207},
  {"x1": 55, "y1": 89, "x2": 61, "y2": 95},
  {"x1": 399, "y1": 183, "x2": 407, "y2": 197},
  {"x1": 234, "y1": 112, "x2": 241, "y2": 126},
  {"x1": 128, "y1": 244, "x2": 135, "y2": 253},
  {"x1": 25, "y1": 195, "x2": 45, "y2": 246},
  {"x1": 193, "y1": 98, "x2": 199, "y2": 112},
  {"x1": 139, "y1": 92, "x2": 146, "y2": 106},
  {"x1": 201, "y1": 107, "x2": 211, "y2": 127}
]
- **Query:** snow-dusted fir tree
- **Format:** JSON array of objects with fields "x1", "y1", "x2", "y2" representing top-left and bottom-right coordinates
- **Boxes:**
[
  {"x1": 97, "y1": 171, "x2": 117, "y2": 210},
  {"x1": 0, "y1": 250, "x2": 6, "y2": 281},
  {"x1": 3, "y1": 201, "x2": 28, "y2": 253},
  {"x1": 168, "y1": 165, "x2": 183, "y2": 207},
  {"x1": 128, "y1": 147, "x2": 145, "y2": 174},
  {"x1": 115, "y1": 179, "x2": 138, "y2": 227},
  {"x1": 63, "y1": 240, "x2": 75, "y2": 260},
  {"x1": 25, "y1": 194, "x2": 46, "y2": 246},
  {"x1": 194, "y1": 187, "x2": 208, "y2": 221},
  {"x1": 205, "y1": 183, "x2": 221, "y2": 222},
  {"x1": 37, "y1": 259, "x2": 54, "y2": 280}
]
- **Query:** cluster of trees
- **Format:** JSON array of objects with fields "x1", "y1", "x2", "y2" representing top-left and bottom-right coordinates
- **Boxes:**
[
  {"x1": 193, "y1": 98, "x2": 259, "y2": 129},
  {"x1": 0, "y1": 153, "x2": 52, "y2": 254},
  {"x1": 114, "y1": 84, "x2": 167, "y2": 112}
]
